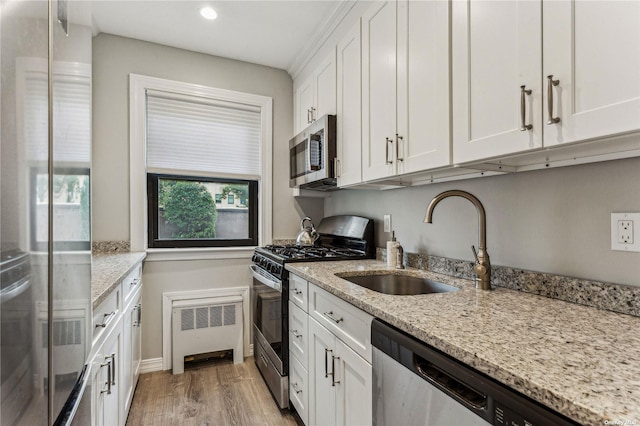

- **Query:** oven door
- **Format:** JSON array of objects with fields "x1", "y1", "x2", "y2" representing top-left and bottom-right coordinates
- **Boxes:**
[
  {"x1": 250, "y1": 265, "x2": 286, "y2": 372},
  {"x1": 250, "y1": 264, "x2": 289, "y2": 408}
]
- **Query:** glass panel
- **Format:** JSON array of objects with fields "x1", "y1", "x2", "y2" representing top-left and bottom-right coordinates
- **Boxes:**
[
  {"x1": 34, "y1": 171, "x2": 90, "y2": 249},
  {"x1": 157, "y1": 178, "x2": 250, "y2": 240}
]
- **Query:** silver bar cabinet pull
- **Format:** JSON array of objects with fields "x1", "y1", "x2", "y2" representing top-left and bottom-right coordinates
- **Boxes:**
[
  {"x1": 385, "y1": 137, "x2": 393, "y2": 165},
  {"x1": 310, "y1": 107, "x2": 316, "y2": 122},
  {"x1": 546, "y1": 75, "x2": 560, "y2": 124},
  {"x1": 334, "y1": 157, "x2": 340, "y2": 178},
  {"x1": 324, "y1": 348, "x2": 331, "y2": 378},
  {"x1": 323, "y1": 311, "x2": 344, "y2": 324},
  {"x1": 396, "y1": 134, "x2": 404, "y2": 162},
  {"x1": 331, "y1": 355, "x2": 340, "y2": 386},
  {"x1": 520, "y1": 85, "x2": 533, "y2": 131}
]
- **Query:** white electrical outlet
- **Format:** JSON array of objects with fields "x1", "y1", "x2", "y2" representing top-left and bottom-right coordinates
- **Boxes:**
[
  {"x1": 611, "y1": 213, "x2": 640, "y2": 252},
  {"x1": 383, "y1": 214, "x2": 391, "y2": 233}
]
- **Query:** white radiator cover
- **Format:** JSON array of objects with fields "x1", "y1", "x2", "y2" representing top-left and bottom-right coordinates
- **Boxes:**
[{"x1": 171, "y1": 295, "x2": 243, "y2": 374}]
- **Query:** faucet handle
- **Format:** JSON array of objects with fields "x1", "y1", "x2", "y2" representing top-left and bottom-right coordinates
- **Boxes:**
[
  {"x1": 471, "y1": 245, "x2": 479, "y2": 263},
  {"x1": 471, "y1": 245, "x2": 488, "y2": 276}
]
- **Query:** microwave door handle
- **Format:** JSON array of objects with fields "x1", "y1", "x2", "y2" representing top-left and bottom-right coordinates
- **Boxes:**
[{"x1": 305, "y1": 137, "x2": 313, "y2": 172}]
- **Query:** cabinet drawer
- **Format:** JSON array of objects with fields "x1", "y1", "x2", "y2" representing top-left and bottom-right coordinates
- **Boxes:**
[
  {"x1": 92, "y1": 286, "x2": 120, "y2": 346},
  {"x1": 309, "y1": 284, "x2": 373, "y2": 363},
  {"x1": 122, "y1": 263, "x2": 142, "y2": 305},
  {"x1": 289, "y1": 274, "x2": 308, "y2": 312},
  {"x1": 289, "y1": 302, "x2": 309, "y2": 370},
  {"x1": 289, "y1": 352, "x2": 309, "y2": 426}
]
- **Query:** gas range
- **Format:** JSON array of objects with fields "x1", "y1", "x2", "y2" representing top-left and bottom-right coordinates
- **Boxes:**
[
  {"x1": 249, "y1": 215, "x2": 374, "y2": 409},
  {"x1": 252, "y1": 215, "x2": 375, "y2": 280},
  {"x1": 252, "y1": 244, "x2": 369, "y2": 278}
]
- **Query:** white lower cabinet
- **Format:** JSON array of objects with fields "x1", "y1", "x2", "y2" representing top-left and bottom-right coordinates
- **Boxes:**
[
  {"x1": 289, "y1": 274, "x2": 373, "y2": 426},
  {"x1": 90, "y1": 314, "x2": 123, "y2": 426},
  {"x1": 309, "y1": 317, "x2": 372, "y2": 426},
  {"x1": 90, "y1": 260, "x2": 143, "y2": 425},
  {"x1": 122, "y1": 285, "x2": 142, "y2": 422}
]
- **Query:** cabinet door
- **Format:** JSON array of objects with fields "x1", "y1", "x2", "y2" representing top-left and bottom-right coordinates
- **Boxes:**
[
  {"x1": 543, "y1": 1, "x2": 640, "y2": 146},
  {"x1": 396, "y1": 0, "x2": 451, "y2": 174},
  {"x1": 336, "y1": 19, "x2": 363, "y2": 187},
  {"x1": 452, "y1": 0, "x2": 542, "y2": 163},
  {"x1": 121, "y1": 301, "x2": 133, "y2": 417},
  {"x1": 122, "y1": 287, "x2": 142, "y2": 417},
  {"x1": 313, "y1": 49, "x2": 336, "y2": 120},
  {"x1": 90, "y1": 351, "x2": 108, "y2": 426},
  {"x1": 362, "y1": 1, "x2": 397, "y2": 181},
  {"x1": 131, "y1": 293, "x2": 142, "y2": 386},
  {"x1": 334, "y1": 339, "x2": 372, "y2": 426},
  {"x1": 103, "y1": 327, "x2": 121, "y2": 426},
  {"x1": 296, "y1": 76, "x2": 314, "y2": 133},
  {"x1": 308, "y1": 317, "x2": 336, "y2": 426}
]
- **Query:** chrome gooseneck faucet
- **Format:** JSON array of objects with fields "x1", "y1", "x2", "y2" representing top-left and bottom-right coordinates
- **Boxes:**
[{"x1": 424, "y1": 190, "x2": 492, "y2": 290}]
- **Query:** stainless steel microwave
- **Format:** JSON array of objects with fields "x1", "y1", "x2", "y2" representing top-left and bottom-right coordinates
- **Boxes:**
[{"x1": 289, "y1": 114, "x2": 337, "y2": 190}]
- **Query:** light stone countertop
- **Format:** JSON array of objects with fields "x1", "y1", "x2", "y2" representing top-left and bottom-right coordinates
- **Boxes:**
[
  {"x1": 286, "y1": 259, "x2": 640, "y2": 426},
  {"x1": 91, "y1": 252, "x2": 146, "y2": 309}
]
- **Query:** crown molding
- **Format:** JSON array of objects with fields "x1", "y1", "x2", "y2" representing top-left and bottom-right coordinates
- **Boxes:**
[{"x1": 287, "y1": 1, "x2": 358, "y2": 80}]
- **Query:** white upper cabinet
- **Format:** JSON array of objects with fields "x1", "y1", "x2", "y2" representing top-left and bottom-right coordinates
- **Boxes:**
[
  {"x1": 295, "y1": 77, "x2": 314, "y2": 134},
  {"x1": 362, "y1": 1, "x2": 398, "y2": 181},
  {"x1": 453, "y1": 0, "x2": 640, "y2": 165},
  {"x1": 453, "y1": 0, "x2": 543, "y2": 164},
  {"x1": 336, "y1": 20, "x2": 363, "y2": 187},
  {"x1": 295, "y1": 50, "x2": 337, "y2": 134},
  {"x1": 363, "y1": 0, "x2": 451, "y2": 181},
  {"x1": 396, "y1": 0, "x2": 451, "y2": 175},
  {"x1": 543, "y1": 1, "x2": 640, "y2": 147}
]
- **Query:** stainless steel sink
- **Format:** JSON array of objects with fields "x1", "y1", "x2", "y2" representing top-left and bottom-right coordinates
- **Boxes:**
[{"x1": 341, "y1": 274, "x2": 458, "y2": 295}]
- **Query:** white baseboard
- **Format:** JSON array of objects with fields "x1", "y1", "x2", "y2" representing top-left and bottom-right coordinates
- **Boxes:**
[{"x1": 139, "y1": 357, "x2": 164, "y2": 374}]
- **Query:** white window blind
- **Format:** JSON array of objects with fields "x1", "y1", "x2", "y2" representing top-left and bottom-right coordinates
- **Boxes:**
[
  {"x1": 24, "y1": 71, "x2": 91, "y2": 164},
  {"x1": 146, "y1": 91, "x2": 262, "y2": 178}
]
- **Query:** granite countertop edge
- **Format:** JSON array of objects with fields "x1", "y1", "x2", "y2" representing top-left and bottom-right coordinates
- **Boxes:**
[
  {"x1": 285, "y1": 259, "x2": 640, "y2": 426},
  {"x1": 91, "y1": 252, "x2": 147, "y2": 309}
]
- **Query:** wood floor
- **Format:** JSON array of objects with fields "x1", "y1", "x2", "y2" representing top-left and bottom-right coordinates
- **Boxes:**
[{"x1": 126, "y1": 356, "x2": 301, "y2": 426}]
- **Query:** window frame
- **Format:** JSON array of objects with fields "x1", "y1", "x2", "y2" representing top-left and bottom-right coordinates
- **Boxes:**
[
  {"x1": 129, "y1": 74, "x2": 273, "y2": 259},
  {"x1": 147, "y1": 173, "x2": 258, "y2": 248}
]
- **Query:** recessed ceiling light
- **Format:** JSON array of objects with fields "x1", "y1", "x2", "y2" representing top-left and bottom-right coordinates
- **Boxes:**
[{"x1": 200, "y1": 6, "x2": 218, "y2": 20}]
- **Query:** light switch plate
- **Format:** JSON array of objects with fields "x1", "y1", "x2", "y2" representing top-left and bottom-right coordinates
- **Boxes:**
[
  {"x1": 383, "y1": 215, "x2": 391, "y2": 233},
  {"x1": 611, "y1": 213, "x2": 640, "y2": 252}
]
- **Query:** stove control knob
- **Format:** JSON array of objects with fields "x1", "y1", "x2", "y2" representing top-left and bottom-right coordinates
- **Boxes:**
[
  {"x1": 251, "y1": 254, "x2": 258, "y2": 263},
  {"x1": 274, "y1": 265, "x2": 282, "y2": 275},
  {"x1": 266, "y1": 263, "x2": 273, "y2": 273}
]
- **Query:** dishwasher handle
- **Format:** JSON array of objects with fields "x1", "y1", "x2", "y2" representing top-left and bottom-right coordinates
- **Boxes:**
[{"x1": 414, "y1": 354, "x2": 487, "y2": 412}]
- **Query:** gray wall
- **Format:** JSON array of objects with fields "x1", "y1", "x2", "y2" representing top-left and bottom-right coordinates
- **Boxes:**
[
  {"x1": 92, "y1": 33, "x2": 322, "y2": 243},
  {"x1": 326, "y1": 155, "x2": 640, "y2": 287},
  {"x1": 92, "y1": 33, "x2": 321, "y2": 360}
]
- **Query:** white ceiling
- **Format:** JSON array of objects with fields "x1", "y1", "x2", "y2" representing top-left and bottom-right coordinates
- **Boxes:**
[{"x1": 91, "y1": 1, "x2": 351, "y2": 75}]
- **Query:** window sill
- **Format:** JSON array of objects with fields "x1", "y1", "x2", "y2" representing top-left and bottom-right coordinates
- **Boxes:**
[{"x1": 145, "y1": 246, "x2": 255, "y2": 262}]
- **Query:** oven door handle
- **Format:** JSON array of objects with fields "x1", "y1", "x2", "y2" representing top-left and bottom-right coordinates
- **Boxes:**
[
  {"x1": 249, "y1": 265, "x2": 282, "y2": 292},
  {"x1": 0, "y1": 276, "x2": 31, "y2": 303}
]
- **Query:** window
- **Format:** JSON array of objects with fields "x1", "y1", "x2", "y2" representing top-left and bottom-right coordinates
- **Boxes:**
[
  {"x1": 147, "y1": 174, "x2": 257, "y2": 248},
  {"x1": 130, "y1": 74, "x2": 272, "y2": 254}
]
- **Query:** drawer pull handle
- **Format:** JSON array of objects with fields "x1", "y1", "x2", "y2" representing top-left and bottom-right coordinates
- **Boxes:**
[
  {"x1": 130, "y1": 277, "x2": 141, "y2": 286},
  {"x1": 291, "y1": 329, "x2": 302, "y2": 339},
  {"x1": 293, "y1": 288, "x2": 303, "y2": 295},
  {"x1": 323, "y1": 311, "x2": 343, "y2": 324},
  {"x1": 95, "y1": 311, "x2": 115, "y2": 328},
  {"x1": 292, "y1": 382, "x2": 303, "y2": 394}
]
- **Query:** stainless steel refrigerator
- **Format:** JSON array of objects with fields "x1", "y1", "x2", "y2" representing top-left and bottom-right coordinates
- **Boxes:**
[{"x1": 1, "y1": 0, "x2": 92, "y2": 424}]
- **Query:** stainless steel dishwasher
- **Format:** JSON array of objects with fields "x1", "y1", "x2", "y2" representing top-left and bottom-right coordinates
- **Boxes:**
[{"x1": 372, "y1": 319, "x2": 578, "y2": 426}]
